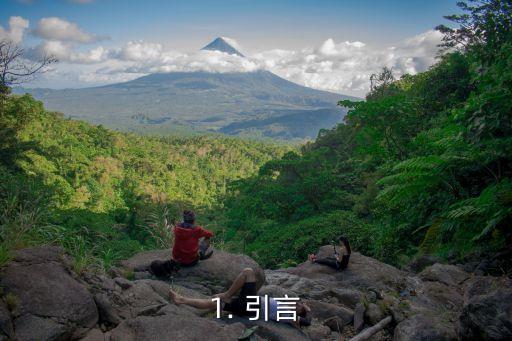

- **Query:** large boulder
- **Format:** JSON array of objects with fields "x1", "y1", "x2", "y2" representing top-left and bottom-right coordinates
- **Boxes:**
[
  {"x1": 419, "y1": 263, "x2": 470, "y2": 287},
  {"x1": 405, "y1": 254, "x2": 442, "y2": 273},
  {"x1": 110, "y1": 313, "x2": 246, "y2": 341},
  {"x1": 221, "y1": 315, "x2": 310, "y2": 341},
  {"x1": 0, "y1": 246, "x2": 98, "y2": 341},
  {"x1": 394, "y1": 314, "x2": 457, "y2": 341},
  {"x1": 287, "y1": 248, "x2": 407, "y2": 291},
  {"x1": 0, "y1": 301, "x2": 14, "y2": 340},
  {"x1": 121, "y1": 248, "x2": 266, "y2": 293},
  {"x1": 458, "y1": 276, "x2": 512, "y2": 340},
  {"x1": 305, "y1": 299, "x2": 353, "y2": 326}
]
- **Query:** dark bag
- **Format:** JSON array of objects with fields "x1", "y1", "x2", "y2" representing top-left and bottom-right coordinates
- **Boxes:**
[{"x1": 149, "y1": 259, "x2": 180, "y2": 278}]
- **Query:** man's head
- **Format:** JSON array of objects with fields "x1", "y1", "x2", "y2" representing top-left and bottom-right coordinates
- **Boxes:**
[{"x1": 183, "y1": 210, "x2": 196, "y2": 224}]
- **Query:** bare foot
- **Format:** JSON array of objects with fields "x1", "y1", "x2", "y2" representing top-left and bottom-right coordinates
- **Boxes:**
[{"x1": 169, "y1": 289, "x2": 185, "y2": 305}]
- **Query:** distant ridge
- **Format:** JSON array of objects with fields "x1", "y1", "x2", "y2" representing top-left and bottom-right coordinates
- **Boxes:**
[{"x1": 201, "y1": 37, "x2": 244, "y2": 57}]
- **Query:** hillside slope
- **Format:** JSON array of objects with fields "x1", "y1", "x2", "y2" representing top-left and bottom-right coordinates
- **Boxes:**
[
  {"x1": 0, "y1": 94, "x2": 289, "y2": 268},
  {"x1": 18, "y1": 70, "x2": 354, "y2": 139}
]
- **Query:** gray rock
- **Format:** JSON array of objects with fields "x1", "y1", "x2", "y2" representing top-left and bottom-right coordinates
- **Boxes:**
[
  {"x1": 394, "y1": 314, "x2": 457, "y2": 341},
  {"x1": 250, "y1": 320, "x2": 310, "y2": 341},
  {"x1": 305, "y1": 323, "x2": 331, "y2": 341},
  {"x1": 288, "y1": 250, "x2": 407, "y2": 291},
  {"x1": 421, "y1": 281, "x2": 463, "y2": 311},
  {"x1": 11, "y1": 245, "x2": 68, "y2": 265},
  {"x1": 419, "y1": 263, "x2": 470, "y2": 287},
  {"x1": 405, "y1": 255, "x2": 441, "y2": 273},
  {"x1": 258, "y1": 284, "x2": 297, "y2": 298},
  {"x1": 0, "y1": 246, "x2": 98, "y2": 341},
  {"x1": 458, "y1": 276, "x2": 512, "y2": 340},
  {"x1": 94, "y1": 293, "x2": 121, "y2": 326},
  {"x1": 329, "y1": 288, "x2": 362, "y2": 309},
  {"x1": 80, "y1": 328, "x2": 107, "y2": 341},
  {"x1": 354, "y1": 302, "x2": 365, "y2": 332},
  {"x1": 0, "y1": 302, "x2": 14, "y2": 339},
  {"x1": 114, "y1": 277, "x2": 133, "y2": 290},
  {"x1": 110, "y1": 313, "x2": 246, "y2": 341},
  {"x1": 365, "y1": 303, "x2": 385, "y2": 325},
  {"x1": 306, "y1": 299, "x2": 353, "y2": 326},
  {"x1": 14, "y1": 314, "x2": 68, "y2": 341},
  {"x1": 323, "y1": 316, "x2": 345, "y2": 332},
  {"x1": 122, "y1": 248, "x2": 266, "y2": 292},
  {"x1": 83, "y1": 273, "x2": 116, "y2": 292},
  {"x1": 220, "y1": 314, "x2": 310, "y2": 341}
]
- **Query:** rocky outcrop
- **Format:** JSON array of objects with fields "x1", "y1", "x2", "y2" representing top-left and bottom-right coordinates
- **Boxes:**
[
  {"x1": 394, "y1": 314, "x2": 457, "y2": 341},
  {"x1": 110, "y1": 313, "x2": 246, "y2": 341},
  {"x1": 458, "y1": 276, "x2": 512, "y2": 340},
  {"x1": 1, "y1": 244, "x2": 510, "y2": 341},
  {"x1": 0, "y1": 246, "x2": 98, "y2": 341},
  {"x1": 286, "y1": 247, "x2": 407, "y2": 291},
  {"x1": 121, "y1": 248, "x2": 266, "y2": 293}
]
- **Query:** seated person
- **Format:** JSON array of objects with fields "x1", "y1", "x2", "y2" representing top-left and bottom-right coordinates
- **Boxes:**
[
  {"x1": 150, "y1": 210, "x2": 214, "y2": 277},
  {"x1": 169, "y1": 268, "x2": 311, "y2": 328},
  {"x1": 172, "y1": 210, "x2": 214, "y2": 266},
  {"x1": 308, "y1": 235, "x2": 351, "y2": 271}
]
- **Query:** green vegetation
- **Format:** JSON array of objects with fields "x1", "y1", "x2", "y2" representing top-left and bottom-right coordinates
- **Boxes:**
[
  {"x1": 222, "y1": 1, "x2": 512, "y2": 268},
  {"x1": 0, "y1": 94, "x2": 288, "y2": 269},
  {"x1": 1, "y1": 1, "x2": 510, "y2": 273}
]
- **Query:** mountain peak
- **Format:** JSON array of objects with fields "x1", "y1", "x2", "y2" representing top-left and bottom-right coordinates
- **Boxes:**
[{"x1": 201, "y1": 37, "x2": 244, "y2": 57}]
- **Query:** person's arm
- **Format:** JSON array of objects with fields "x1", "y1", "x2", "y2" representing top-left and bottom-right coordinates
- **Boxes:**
[{"x1": 198, "y1": 226, "x2": 214, "y2": 240}]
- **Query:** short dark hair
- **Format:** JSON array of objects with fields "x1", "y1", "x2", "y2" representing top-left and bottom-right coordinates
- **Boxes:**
[
  {"x1": 183, "y1": 210, "x2": 195, "y2": 223},
  {"x1": 338, "y1": 235, "x2": 352, "y2": 254}
]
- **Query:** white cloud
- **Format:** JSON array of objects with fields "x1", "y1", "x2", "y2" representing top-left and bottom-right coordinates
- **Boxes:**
[
  {"x1": 25, "y1": 29, "x2": 443, "y2": 96},
  {"x1": 252, "y1": 30, "x2": 443, "y2": 95},
  {"x1": 107, "y1": 41, "x2": 259, "y2": 74},
  {"x1": 33, "y1": 17, "x2": 104, "y2": 43},
  {"x1": 114, "y1": 41, "x2": 164, "y2": 62},
  {"x1": 28, "y1": 41, "x2": 109, "y2": 64},
  {"x1": 0, "y1": 16, "x2": 30, "y2": 43}
]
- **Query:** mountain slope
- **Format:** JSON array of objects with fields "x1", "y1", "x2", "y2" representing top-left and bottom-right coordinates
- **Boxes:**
[
  {"x1": 18, "y1": 38, "x2": 357, "y2": 139},
  {"x1": 201, "y1": 37, "x2": 244, "y2": 56}
]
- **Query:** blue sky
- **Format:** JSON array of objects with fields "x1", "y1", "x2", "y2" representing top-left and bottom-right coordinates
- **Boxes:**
[{"x1": 1, "y1": 0, "x2": 462, "y2": 95}]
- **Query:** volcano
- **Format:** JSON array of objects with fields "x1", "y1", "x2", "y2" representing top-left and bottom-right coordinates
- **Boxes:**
[
  {"x1": 17, "y1": 38, "x2": 357, "y2": 139},
  {"x1": 201, "y1": 37, "x2": 245, "y2": 57}
]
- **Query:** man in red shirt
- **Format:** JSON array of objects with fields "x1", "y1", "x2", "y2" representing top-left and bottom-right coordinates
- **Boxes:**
[{"x1": 172, "y1": 210, "x2": 214, "y2": 266}]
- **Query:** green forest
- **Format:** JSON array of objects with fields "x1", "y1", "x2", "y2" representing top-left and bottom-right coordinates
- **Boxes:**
[
  {"x1": 0, "y1": 95, "x2": 288, "y2": 271},
  {"x1": 221, "y1": 1, "x2": 512, "y2": 268},
  {"x1": 1, "y1": 1, "x2": 511, "y2": 272}
]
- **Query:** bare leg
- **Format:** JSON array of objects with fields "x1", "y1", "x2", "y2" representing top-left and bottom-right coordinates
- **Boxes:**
[
  {"x1": 217, "y1": 268, "x2": 256, "y2": 301},
  {"x1": 169, "y1": 268, "x2": 256, "y2": 310},
  {"x1": 169, "y1": 289, "x2": 217, "y2": 311}
]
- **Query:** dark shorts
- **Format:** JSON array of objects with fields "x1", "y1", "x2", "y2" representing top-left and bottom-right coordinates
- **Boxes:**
[{"x1": 223, "y1": 282, "x2": 257, "y2": 317}]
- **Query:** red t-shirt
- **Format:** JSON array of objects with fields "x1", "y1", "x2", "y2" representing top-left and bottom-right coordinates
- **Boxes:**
[{"x1": 172, "y1": 224, "x2": 213, "y2": 265}]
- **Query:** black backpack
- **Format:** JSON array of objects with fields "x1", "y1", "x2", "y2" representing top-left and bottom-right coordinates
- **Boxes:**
[{"x1": 149, "y1": 259, "x2": 180, "y2": 278}]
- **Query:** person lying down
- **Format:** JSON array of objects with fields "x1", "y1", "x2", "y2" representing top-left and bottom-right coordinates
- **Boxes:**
[{"x1": 169, "y1": 267, "x2": 311, "y2": 328}]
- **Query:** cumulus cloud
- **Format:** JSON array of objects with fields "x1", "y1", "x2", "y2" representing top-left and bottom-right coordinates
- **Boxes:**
[
  {"x1": 89, "y1": 31, "x2": 442, "y2": 96},
  {"x1": 33, "y1": 17, "x2": 105, "y2": 43},
  {"x1": 0, "y1": 16, "x2": 30, "y2": 43},
  {"x1": 107, "y1": 40, "x2": 258, "y2": 74},
  {"x1": 253, "y1": 30, "x2": 443, "y2": 95},
  {"x1": 27, "y1": 41, "x2": 109, "y2": 64},
  {"x1": 23, "y1": 26, "x2": 443, "y2": 96}
]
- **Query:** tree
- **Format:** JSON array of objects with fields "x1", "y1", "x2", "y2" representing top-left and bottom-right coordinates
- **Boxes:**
[
  {"x1": 0, "y1": 40, "x2": 57, "y2": 94},
  {"x1": 367, "y1": 67, "x2": 397, "y2": 100},
  {"x1": 436, "y1": 0, "x2": 512, "y2": 61}
]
